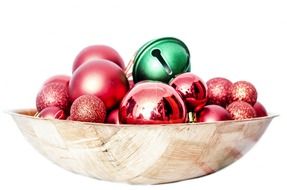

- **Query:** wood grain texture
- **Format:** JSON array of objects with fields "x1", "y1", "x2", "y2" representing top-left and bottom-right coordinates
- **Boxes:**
[{"x1": 10, "y1": 109, "x2": 276, "y2": 184}]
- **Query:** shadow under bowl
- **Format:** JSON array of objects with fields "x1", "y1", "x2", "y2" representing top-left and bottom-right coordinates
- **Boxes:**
[{"x1": 9, "y1": 109, "x2": 277, "y2": 185}]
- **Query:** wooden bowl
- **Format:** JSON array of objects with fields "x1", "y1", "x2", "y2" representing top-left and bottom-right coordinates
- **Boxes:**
[{"x1": 9, "y1": 109, "x2": 277, "y2": 184}]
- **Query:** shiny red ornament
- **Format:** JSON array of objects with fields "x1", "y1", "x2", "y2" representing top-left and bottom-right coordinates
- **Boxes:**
[
  {"x1": 70, "y1": 95, "x2": 106, "y2": 123},
  {"x1": 254, "y1": 102, "x2": 268, "y2": 117},
  {"x1": 228, "y1": 81, "x2": 257, "y2": 106},
  {"x1": 226, "y1": 101, "x2": 256, "y2": 120},
  {"x1": 36, "y1": 82, "x2": 70, "y2": 112},
  {"x1": 38, "y1": 106, "x2": 66, "y2": 120},
  {"x1": 119, "y1": 82, "x2": 187, "y2": 124},
  {"x1": 106, "y1": 109, "x2": 120, "y2": 124},
  {"x1": 196, "y1": 105, "x2": 231, "y2": 122},
  {"x1": 207, "y1": 77, "x2": 232, "y2": 107},
  {"x1": 72, "y1": 45, "x2": 125, "y2": 72},
  {"x1": 69, "y1": 60, "x2": 130, "y2": 111},
  {"x1": 170, "y1": 73, "x2": 207, "y2": 112},
  {"x1": 43, "y1": 75, "x2": 70, "y2": 86},
  {"x1": 128, "y1": 80, "x2": 135, "y2": 89}
]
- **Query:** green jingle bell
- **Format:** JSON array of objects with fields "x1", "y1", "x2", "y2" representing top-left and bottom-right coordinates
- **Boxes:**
[{"x1": 132, "y1": 37, "x2": 191, "y2": 83}]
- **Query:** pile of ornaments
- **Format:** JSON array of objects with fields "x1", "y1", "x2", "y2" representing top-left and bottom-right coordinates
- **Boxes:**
[{"x1": 35, "y1": 37, "x2": 268, "y2": 125}]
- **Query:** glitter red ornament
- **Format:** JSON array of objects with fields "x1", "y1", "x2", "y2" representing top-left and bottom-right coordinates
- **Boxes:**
[
  {"x1": 36, "y1": 82, "x2": 70, "y2": 112},
  {"x1": 119, "y1": 82, "x2": 187, "y2": 124},
  {"x1": 226, "y1": 101, "x2": 256, "y2": 120},
  {"x1": 70, "y1": 95, "x2": 106, "y2": 123},
  {"x1": 43, "y1": 75, "x2": 70, "y2": 86},
  {"x1": 253, "y1": 102, "x2": 268, "y2": 117},
  {"x1": 170, "y1": 73, "x2": 207, "y2": 112},
  {"x1": 72, "y1": 45, "x2": 125, "y2": 72},
  {"x1": 38, "y1": 106, "x2": 67, "y2": 120},
  {"x1": 228, "y1": 81, "x2": 257, "y2": 106},
  {"x1": 69, "y1": 60, "x2": 130, "y2": 111},
  {"x1": 196, "y1": 105, "x2": 231, "y2": 122},
  {"x1": 207, "y1": 77, "x2": 232, "y2": 107}
]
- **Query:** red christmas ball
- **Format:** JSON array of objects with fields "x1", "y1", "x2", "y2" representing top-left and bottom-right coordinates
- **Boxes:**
[
  {"x1": 228, "y1": 81, "x2": 257, "y2": 105},
  {"x1": 119, "y1": 82, "x2": 187, "y2": 124},
  {"x1": 226, "y1": 101, "x2": 256, "y2": 120},
  {"x1": 253, "y1": 102, "x2": 268, "y2": 117},
  {"x1": 128, "y1": 80, "x2": 135, "y2": 89},
  {"x1": 207, "y1": 77, "x2": 232, "y2": 107},
  {"x1": 70, "y1": 95, "x2": 106, "y2": 123},
  {"x1": 36, "y1": 82, "x2": 70, "y2": 112},
  {"x1": 196, "y1": 105, "x2": 231, "y2": 122},
  {"x1": 72, "y1": 45, "x2": 125, "y2": 72},
  {"x1": 38, "y1": 106, "x2": 66, "y2": 120},
  {"x1": 170, "y1": 73, "x2": 207, "y2": 112},
  {"x1": 69, "y1": 60, "x2": 130, "y2": 111},
  {"x1": 106, "y1": 109, "x2": 120, "y2": 124},
  {"x1": 43, "y1": 75, "x2": 70, "y2": 86}
]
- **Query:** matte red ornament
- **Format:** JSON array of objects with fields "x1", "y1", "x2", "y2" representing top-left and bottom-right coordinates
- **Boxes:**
[
  {"x1": 170, "y1": 73, "x2": 207, "y2": 112},
  {"x1": 119, "y1": 82, "x2": 187, "y2": 124},
  {"x1": 226, "y1": 101, "x2": 256, "y2": 120},
  {"x1": 72, "y1": 45, "x2": 125, "y2": 72},
  {"x1": 253, "y1": 102, "x2": 268, "y2": 117},
  {"x1": 106, "y1": 109, "x2": 120, "y2": 124},
  {"x1": 70, "y1": 95, "x2": 106, "y2": 123},
  {"x1": 36, "y1": 82, "x2": 70, "y2": 112},
  {"x1": 196, "y1": 105, "x2": 231, "y2": 122},
  {"x1": 38, "y1": 106, "x2": 66, "y2": 120},
  {"x1": 43, "y1": 75, "x2": 70, "y2": 86},
  {"x1": 207, "y1": 77, "x2": 232, "y2": 107},
  {"x1": 69, "y1": 60, "x2": 130, "y2": 111},
  {"x1": 228, "y1": 81, "x2": 257, "y2": 106}
]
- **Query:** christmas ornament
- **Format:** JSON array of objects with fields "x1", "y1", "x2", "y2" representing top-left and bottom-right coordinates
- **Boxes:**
[
  {"x1": 69, "y1": 60, "x2": 130, "y2": 110},
  {"x1": 207, "y1": 77, "x2": 232, "y2": 107},
  {"x1": 228, "y1": 81, "x2": 257, "y2": 105},
  {"x1": 226, "y1": 101, "x2": 256, "y2": 120},
  {"x1": 196, "y1": 105, "x2": 231, "y2": 122},
  {"x1": 253, "y1": 102, "x2": 268, "y2": 117},
  {"x1": 128, "y1": 80, "x2": 135, "y2": 89},
  {"x1": 38, "y1": 106, "x2": 66, "y2": 119},
  {"x1": 43, "y1": 75, "x2": 70, "y2": 86},
  {"x1": 106, "y1": 109, "x2": 120, "y2": 124},
  {"x1": 36, "y1": 82, "x2": 70, "y2": 112},
  {"x1": 70, "y1": 95, "x2": 106, "y2": 123},
  {"x1": 119, "y1": 82, "x2": 187, "y2": 124},
  {"x1": 170, "y1": 72, "x2": 207, "y2": 112},
  {"x1": 72, "y1": 45, "x2": 124, "y2": 72},
  {"x1": 132, "y1": 37, "x2": 190, "y2": 83}
]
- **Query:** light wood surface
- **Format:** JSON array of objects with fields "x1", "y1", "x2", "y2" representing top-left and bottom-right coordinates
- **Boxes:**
[{"x1": 9, "y1": 109, "x2": 276, "y2": 184}]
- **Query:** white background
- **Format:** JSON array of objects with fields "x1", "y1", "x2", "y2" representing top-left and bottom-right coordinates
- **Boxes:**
[{"x1": 0, "y1": 0, "x2": 286, "y2": 189}]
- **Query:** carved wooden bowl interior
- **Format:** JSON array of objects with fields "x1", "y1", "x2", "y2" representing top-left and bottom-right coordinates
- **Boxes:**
[{"x1": 10, "y1": 109, "x2": 276, "y2": 184}]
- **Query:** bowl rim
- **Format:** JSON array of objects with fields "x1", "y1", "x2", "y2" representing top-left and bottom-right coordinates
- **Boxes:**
[{"x1": 7, "y1": 108, "x2": 279, "y2": 128}]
